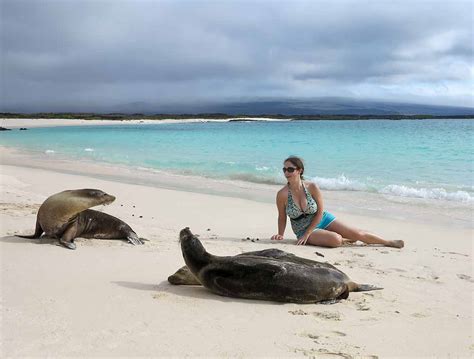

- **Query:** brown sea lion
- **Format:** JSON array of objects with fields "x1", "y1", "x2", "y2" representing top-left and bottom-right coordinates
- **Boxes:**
[
  {"x1": 17, "y1": 189, "x2": 143, "y2": 250},
  {"x1": 168, "y1": 265, "x2": 201, "y2": 285},
  {"x1": 177, "y1": 227, "x2": 382, "y2": 303}
]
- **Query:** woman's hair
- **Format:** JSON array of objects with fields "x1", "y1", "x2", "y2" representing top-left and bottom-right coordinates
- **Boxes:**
[{"x1": 284, "y1": 156, "x2": 305, "y2": 179}]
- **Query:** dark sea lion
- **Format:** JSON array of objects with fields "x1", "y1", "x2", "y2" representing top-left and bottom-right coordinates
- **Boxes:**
[
  {"x1": 168, "y1": 248, "x2": 293, "y2": 285},
  {"x1": 17, "y1": 189, "x2": 143, "y2": 250},
  {"x1": 177, "y1": 227, "x2": 382, "y2": 303}
]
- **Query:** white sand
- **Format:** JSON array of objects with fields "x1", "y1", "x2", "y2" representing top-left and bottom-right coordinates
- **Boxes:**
[
  {"x1": 0, "y1": 117, "x2": 289, "y2": 129},
  {"x1": 0, "y1": 121, "x2": 473, "y2": 357}
]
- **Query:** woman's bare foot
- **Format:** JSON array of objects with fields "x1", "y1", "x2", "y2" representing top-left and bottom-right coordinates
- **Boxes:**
[
  {"x1": 342, "y1": 238, "x2": 357, "y2": 246},
  {"x1": 387, "y1": 240, "x2": 404, "y2": 249}
]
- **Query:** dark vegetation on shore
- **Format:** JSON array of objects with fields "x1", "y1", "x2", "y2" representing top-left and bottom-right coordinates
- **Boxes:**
[{"x1": 1, "y1": 113, "x2": 473, "y2": 121}]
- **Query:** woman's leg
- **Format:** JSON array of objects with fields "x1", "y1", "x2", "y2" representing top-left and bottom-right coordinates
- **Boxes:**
[
  {"x1": 304, "y1": 229, "x2": 344, "y2": 248},
  {"x1": 325, "y1": 219, "x2": 404, "y2": 248}
]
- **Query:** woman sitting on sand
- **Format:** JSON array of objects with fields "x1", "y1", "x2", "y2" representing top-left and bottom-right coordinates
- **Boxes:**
[{"x1": 271, "y1": 156, "x2": 404, "y2": 248}]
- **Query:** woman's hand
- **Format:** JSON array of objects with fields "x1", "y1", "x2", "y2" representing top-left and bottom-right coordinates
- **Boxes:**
[
  {"x1": 271, "y1": 234, "x2": 284, "y2": 240},
  {"x1": 296, "y1": 234, "x2": 310, "y2": 246}
]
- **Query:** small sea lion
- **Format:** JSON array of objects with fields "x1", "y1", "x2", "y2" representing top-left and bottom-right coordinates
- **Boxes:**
[
  {"x1": 17, "y1": 189, "x2": 143, "y2": 250},
  {"x1": 177, "y1": 227, "x2": 382, "y2": 303},
  {"x1": 168, "y1": 265, "x2": 201, "y2": 285}
]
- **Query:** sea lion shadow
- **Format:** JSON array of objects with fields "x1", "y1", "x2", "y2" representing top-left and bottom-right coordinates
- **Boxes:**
[
  {"x1": 155, "y1": 280, "x2": 284, "y2": 305},
  {"x1": 112, "y1": 281, "x2": 158, "y2": 291},
  {"x1": 0, "y1": 235, "x2": 58, "y2": 246}
]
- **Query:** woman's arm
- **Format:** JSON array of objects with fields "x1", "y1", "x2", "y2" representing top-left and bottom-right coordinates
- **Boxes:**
[
  {"x1": 271, "y1": 190, "x2": 287, "y2": 240},
  {"x1": 296, "y1": 182, "x2": 324, "y2": 245}
]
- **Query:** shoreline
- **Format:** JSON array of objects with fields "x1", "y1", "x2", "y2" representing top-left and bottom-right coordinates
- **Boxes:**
[
  {"x1": 0, "y1": 117, "x2": 291, "y2": 129},
  {"x1": 2, "y1": 116, "x2": 473, "y2": 130},
  {"x1": 1, "y1": 144, "x2": 472, "y2": 230}
]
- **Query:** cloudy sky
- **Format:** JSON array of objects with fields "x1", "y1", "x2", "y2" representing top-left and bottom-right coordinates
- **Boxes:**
[{"x1": 1, "y1": 0, "x2": 473, "y2": 112}]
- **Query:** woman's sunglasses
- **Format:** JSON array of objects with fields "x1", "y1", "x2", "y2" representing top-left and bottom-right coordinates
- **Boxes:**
[{"x1": 282, "y1": 167, "x2": 297, "y2": 173}]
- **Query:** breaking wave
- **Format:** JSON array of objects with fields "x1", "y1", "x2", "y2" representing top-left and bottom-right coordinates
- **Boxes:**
[
  {"x1": 380, "y1": 185, "x2": 472, "y2": 203},
  {"x1": 308, "y1": 175, "x2": 472, "y2": 203},
  {"x1": 311, "y1": 174, "x2": 368, "y2": 191}
]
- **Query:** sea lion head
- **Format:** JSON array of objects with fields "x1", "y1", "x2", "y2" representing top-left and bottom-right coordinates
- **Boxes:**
[
  {"x1": 66, "y1": 189, "x2": 116, "y2": 208},
  {"x1": 168, "y1": 265, "x2": 201, "y2": 285},
  {"x1": 179, "y1": 227, "x2": 210, "y2": 275},
  {"x1": 179, "y1": 227, "x2": 193, "y2": 242}
]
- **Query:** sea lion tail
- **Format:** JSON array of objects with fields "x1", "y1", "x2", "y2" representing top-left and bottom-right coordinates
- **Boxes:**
[
  {"x1": 17, "y1": 220, "x2": 43, "y2": 239},
  {"x1": 353, "y1": 283, "x2": 383, "y2": 292}
]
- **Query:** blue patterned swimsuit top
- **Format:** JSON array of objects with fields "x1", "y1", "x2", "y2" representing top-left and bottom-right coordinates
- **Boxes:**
[{"x1": 287, "y1": 183, "x2": 318, "y2": 238}]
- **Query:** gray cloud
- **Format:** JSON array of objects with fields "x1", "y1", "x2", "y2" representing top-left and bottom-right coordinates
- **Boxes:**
[{"x1": 1, "y1": 0, "x2": 473, "y2": 111}]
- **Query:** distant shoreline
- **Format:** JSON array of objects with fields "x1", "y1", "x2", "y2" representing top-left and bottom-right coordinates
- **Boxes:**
[
  {"x1": 1, "y1": 112, "x2": 473, "y2": 121},
  {"x1": 1, "y1": 115, "x2": 472, "y2": 130},
  {"x1": 0, "y1": 117, "x2": 287, "y2": 129}
]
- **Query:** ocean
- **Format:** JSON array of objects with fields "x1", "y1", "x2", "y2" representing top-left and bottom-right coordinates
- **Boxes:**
[{"x1": 1, "y1": 119, "x2": 472, "y2": 204}]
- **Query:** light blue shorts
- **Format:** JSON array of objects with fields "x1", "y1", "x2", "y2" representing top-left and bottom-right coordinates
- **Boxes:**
[
  {"x1": 317, "y1": 211, "x2": 336, "y2": 230},
  {"x1": 294, "y1": 211, "x2": 336, "y2": 239}
]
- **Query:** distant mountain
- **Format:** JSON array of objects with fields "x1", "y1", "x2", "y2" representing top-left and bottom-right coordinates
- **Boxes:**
[
  {"x1": 3, "y1": 97, "x2": 473, "y2": 116},
  {"x1": 115, "y1": 98, "x2": 473, "y2": 116}
]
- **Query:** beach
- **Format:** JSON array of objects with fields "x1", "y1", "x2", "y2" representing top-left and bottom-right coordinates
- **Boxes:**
[
  {"x1": 0, "y1": 117, "x2": 286, "y2": 129},
  {"x1": 1, "y1": 119, "x2": 473, "y2": 358}
]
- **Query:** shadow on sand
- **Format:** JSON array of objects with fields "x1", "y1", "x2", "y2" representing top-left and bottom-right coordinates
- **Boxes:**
[
  {"x1": 112, "y1": 279, "x2": 283, "y2": 305},
  {"x1": 0, "y1": 235, "x2": 59, "y2": 246},
  {"x1": 111, "y1": 281, "x2": 158, "y2": 291}
]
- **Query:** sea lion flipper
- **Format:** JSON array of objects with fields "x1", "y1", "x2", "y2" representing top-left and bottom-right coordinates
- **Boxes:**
[
  {"x1": 126, "y1": 232, "x2": 144, "y2": 245},
  {"x1": 59, "y1": 223, "x2": 77, "y2": 250},
  {"x1": 353, "y1": 284, "x2": 383, "y2": 292},
  {"x1": 59, "y1": 240, "x2": 76, "y2": 250}
]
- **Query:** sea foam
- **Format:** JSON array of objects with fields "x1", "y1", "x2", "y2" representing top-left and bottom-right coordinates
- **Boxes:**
[
  {"x1": 311, "y1": 175, "x2": 472, "y2": 203},
  {"x1": 380, "y1": 185, "x2": 473, "y2": 203},
  {"x1": 311, "y1": 175, "x2": 368, "y2": 191}
]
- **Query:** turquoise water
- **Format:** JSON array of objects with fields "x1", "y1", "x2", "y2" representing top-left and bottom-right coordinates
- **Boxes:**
[{"x1": 1, "y1": 119, "x2": 473, "y2": 203}]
